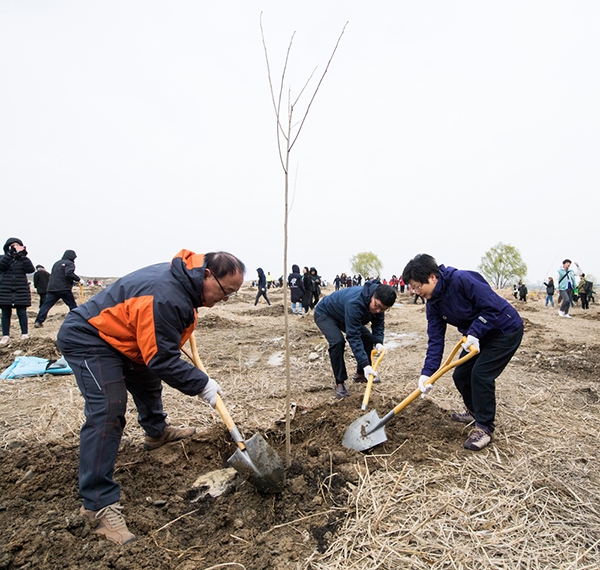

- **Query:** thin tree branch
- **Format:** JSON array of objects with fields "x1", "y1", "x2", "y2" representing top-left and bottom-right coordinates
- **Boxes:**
[
  {"x1": 260, "y1": 13, "x2": 291, "y2": 172},
  {"x1": 289, "y1": 21, "x2": 348, "y2": 151}
]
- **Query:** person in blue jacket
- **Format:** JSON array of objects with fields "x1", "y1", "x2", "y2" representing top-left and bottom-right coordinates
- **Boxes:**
[
  {"x1": 314, "y1": 280, "x2": 396, "y2": 399},
  {"x1": 402, "y1": 254, "x2": 523, "y2": 451}
]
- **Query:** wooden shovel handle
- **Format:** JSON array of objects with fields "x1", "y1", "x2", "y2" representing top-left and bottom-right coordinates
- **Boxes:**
[
  {"x1": 361, "y1": 347, "x2": 386, "y2": 410},
  {"x1": 188, "y1": 333, "x2": 246, "y2": 450},
  {"x1": 391, "y1": 337, "x2": 478, "y2": 416}
]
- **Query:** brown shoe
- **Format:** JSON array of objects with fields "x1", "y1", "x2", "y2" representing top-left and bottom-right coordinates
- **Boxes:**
[
  {"x1": 80, "y1": 503, "x2": 136, "y2": 545},
  {"x1": 463, "y1": 427, "x2": 492, "y2": 451},
  {"x1": 143, "y1": 425, "x2": 196, "y2": 451}
]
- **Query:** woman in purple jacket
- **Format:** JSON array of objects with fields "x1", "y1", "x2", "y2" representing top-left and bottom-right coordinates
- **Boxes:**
[{"x1": 402, "y1": 254, "x2": 523, "y2": 451}]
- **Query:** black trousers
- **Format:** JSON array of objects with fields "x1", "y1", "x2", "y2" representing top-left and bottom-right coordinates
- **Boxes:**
[
  {"x1": 57, "y1": 316, "x2": 167, "y2": 511},
  {"x1": 452, "y1": 326, "x2": 523, "y2": 433},
  {"x1": 35, "y1": 290, "x2": 77, "y2": 324},
  {"x1": 0, "y1": 305, "x2": 28, "y2": 336},
  {"x1": 310, "y1": 291, "x2": 320, "y2": 309},
  {"x1": 314, "y1": 311, "x2": 373, "y2": 384},
  {"x1": 254, "y1": 288, "x2": 270, "y2": 305}
]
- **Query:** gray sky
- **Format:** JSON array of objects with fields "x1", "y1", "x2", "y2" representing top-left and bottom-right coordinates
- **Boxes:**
[{"x1": 2, "y1": 1, "x2": 598, "y2": 285}]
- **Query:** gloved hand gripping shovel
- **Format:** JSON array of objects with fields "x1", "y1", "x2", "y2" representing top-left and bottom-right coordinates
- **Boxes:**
[
  {"x1": 361, "y1": 347, "x2": 386, "y2": 411},
  {"x1": 343, "y1": 337, "x2": 479, "y2": 452},
  {"x1": 188, "y1": 334, "x2": 285, "y2": 493}
]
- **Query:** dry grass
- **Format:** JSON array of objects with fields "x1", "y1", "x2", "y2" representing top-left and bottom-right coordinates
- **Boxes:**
[{"x1": 1, "y1": 286, "x2": 600, "y2": 568}]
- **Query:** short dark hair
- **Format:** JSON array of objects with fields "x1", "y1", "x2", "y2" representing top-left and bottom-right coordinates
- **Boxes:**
[
  {"x1": 563, "y1": 259, "x2": 571, "y2": 265},
  {"x1": 402, "y1": 254, "x2": 440, "y2": 284},
  {"x1": 204, "y1": 252, "x2": 246, "y2": 278},
  {"x1": 374, "y1": 284, "x2": 396, "y2": 307}
]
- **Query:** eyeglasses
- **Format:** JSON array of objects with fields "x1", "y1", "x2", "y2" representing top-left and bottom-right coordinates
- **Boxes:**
[
  {"x1": 213, "y1": 273, "x2": 238, "y2": 298},
  {"x1": 411, "y1": 283, "x2": 423, "y2": 292}
]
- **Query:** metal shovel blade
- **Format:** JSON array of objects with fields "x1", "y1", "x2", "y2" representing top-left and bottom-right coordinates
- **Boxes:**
[
  {"x1": 342, "y1": 409, "x2": 388, "y2": 452},
  {"x1": 227, "y1": 433, "x2": 285, "y2": 494}
]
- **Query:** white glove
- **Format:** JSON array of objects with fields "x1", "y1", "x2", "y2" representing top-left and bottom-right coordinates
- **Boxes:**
[
  {"x1": 199, "y1": 377, "x2": 222, "y2": 408},
  {"x1": 375, "y1": 343, "x2": 385, "y2": 355},
  {"x1": 418, "y1": 375, "x2": 433, "y2": 398},
  {"x1": 363, "y1": 365, "x2": 379, "y2": 381},
  {"x1": 462, "y1": 335, "x2": 480, "y2": 353}
]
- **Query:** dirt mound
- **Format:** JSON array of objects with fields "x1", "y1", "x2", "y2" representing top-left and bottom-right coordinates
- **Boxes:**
[
  {"x1": 240, "y1": 304, "x2": 286, "y2": 317},
  {"x1": 515, "y1": 303, "x2": 538, "y2": 312},
  {"x1": 0, "y1": 337, "x2": 61, "y2": 371},
  {"x1": 196, "y1": 313, "x2": 250, "y2": 329},
  {"x1": 528, "y1": 343, "x2": 600, "y2": 377},
  {"x1": 0, "y1": 395, "x2": 460, "y2": 570}
]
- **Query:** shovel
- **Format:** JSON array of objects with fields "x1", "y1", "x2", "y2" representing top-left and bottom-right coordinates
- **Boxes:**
[
  {"x1": 343, "y1": 337, "x2": 479, "y2": 452},
  {"x1": 188, "y1": 334, "x2": 285, "y2": 493},
  {"x1": 361, "y1": 347, "x2": 386, "y2": 411}
]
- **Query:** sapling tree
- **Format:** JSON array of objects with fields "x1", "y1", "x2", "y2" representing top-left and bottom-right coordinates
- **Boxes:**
[{"x1": 261, "y1": 15, "x2": 347, "y2": 466}]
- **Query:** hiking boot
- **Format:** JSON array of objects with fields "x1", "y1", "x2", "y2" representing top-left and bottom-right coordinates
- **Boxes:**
[
  {"x1": 353, "y1": 372, "x2": 381, "y2": 384},
  {"x1": 335, "y1": 383, "x2": 351, "y2": 399},
  {"x1": 463, "y1": 426, "x2": 492, "y2": 451},
  {"x1": 34, "y1": 322, "x2": 43, "y2": 328},
  {"x1": 143, "y1": 425, "x2": 196, "y2": 451},
  {"x1": 80, "y1": 503, "x2": 136, "y2": 545},
  {"x1": 0, "y1": 336, "x2": 9, "y2": 346},
  {"x1": 451, "y1": 410, "x2": 475, "y2": 424}
]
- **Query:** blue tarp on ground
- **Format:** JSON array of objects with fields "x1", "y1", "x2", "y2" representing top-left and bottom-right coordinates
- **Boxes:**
[{"x1": 0, "y1": 356, "x2": 73, "y2": 379}]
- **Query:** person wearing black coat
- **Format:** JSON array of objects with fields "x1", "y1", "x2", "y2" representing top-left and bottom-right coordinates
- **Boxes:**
[
  {"x1": 33, "y1": 265, "x2": 50, "y2": 308},
  {"x1": 287, "y1": 264, "x2": 305, "y2": 315},
  {"x1": 34, "y1": 249, "x2": 81, "y2": 328},
  {"x1": 302, "y1": 266, "x2": 313, "y2": 314},
  {"x1": 254, "y1": 268, "x2": 271, "y2": 306},
  {"x1": 309, "y1": 267, "x2": 321, "y2": 309},
  {"x1": 0, "y1": 237, "x2": 35, "y2": 344}
]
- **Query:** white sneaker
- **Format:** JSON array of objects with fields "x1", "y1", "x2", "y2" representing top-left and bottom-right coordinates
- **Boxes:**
[
  {"x1": 558, "y1": 310, "x2": 565, "y2": 317},
  {"x1": 0, "y1": 336, "x2": 9, "y2": 345},
  {"x1": 21, "y1": 334, "x2": 29, "y2": 340},
  {"x1": 564, "y1": 314, "x2": 572, "y2": 319}
]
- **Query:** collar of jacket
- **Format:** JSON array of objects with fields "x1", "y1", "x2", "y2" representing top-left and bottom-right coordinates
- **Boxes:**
[
  {"x1": 170, "y1": 250, "x2": 206, "y2": 307},
  {"x1": 430, "y1": 265, "x2": 456, "y2": 301}
]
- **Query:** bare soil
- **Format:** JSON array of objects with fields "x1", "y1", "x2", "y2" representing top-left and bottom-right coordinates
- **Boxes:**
[{"x1": 1, "y1": 286, "x2": 599, "y2": 569}]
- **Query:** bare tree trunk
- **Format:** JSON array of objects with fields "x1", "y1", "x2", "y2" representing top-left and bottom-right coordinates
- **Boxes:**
[{"x1": 261, "y1": 15, "x2": 347, "y2": 468}]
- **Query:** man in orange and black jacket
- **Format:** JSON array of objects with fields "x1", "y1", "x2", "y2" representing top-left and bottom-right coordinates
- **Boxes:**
[{"x1": 57, "y1": 249, "x2": 245, "y2": 545}]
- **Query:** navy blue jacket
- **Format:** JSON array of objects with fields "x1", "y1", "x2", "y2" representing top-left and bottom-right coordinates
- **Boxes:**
[
  {"x1": 287, "y1": 267, "x2": 305, "y2": 303},
  {"x1": 422, "y1": 265, "x2": 523, "y2": 376},
  {"x1": 60, "y1": 250, "x2": 209, "y2": 395},
  {"x1": 256, "y1": 268, "x2": 267, "y2": 290},
  {"x1": 48, "y1": 250, "x2": 80, "y2": 292},
  {"x1": 315, "y1": 281, "x2": 385, "y2": 369}
]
